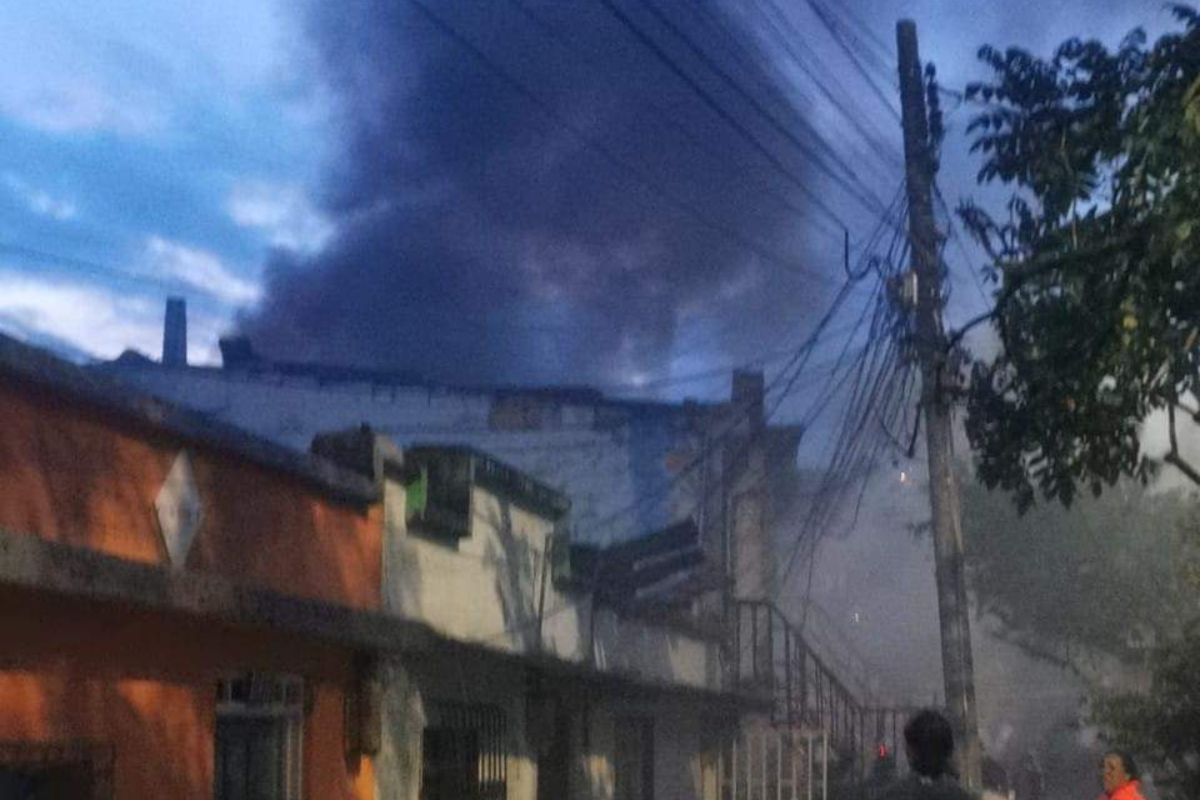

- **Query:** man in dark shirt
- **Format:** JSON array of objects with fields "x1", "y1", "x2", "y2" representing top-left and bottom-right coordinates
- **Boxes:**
[{"x1": 879, "y1": 710, "x2": 978, "y2": 800}]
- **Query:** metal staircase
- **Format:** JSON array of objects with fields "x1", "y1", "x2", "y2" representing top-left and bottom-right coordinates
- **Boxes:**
[{"x1": 728, "y1": 600, "x2": 917, "y2": 783}]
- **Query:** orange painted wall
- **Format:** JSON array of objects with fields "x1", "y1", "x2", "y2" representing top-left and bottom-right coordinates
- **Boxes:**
[
  {"x1": 0, "y1": 379, "x2": 382, "y2": 610},
  {"x1": 0, "y1": 587, "x2": 373, "y2": 800}
]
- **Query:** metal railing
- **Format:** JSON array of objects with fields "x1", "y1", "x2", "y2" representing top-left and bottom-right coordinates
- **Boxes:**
[{"x1": 729, "y1": 600, "x2": 920, "y2": 778}]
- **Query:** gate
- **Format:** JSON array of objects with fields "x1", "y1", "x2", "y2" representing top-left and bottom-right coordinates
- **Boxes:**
[{"x1": 718, "y1": 726, "x2": 828, "y2": 800}]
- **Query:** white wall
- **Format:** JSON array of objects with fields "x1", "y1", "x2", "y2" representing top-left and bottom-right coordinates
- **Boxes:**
[
  {"x1": 376, "y1": 652, "x2": 727, "y2": 800},
  {"x1": 383, "y1": 476, "x2": 722, "y2": 691},
  {"x1": 377, "y1": 653, "x2": 537, "y2": 800}
]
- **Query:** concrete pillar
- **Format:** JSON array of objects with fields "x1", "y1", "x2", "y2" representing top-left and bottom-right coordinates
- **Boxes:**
[{"x1": 727, "y1": 371, "x2": 771, "y2": 601}]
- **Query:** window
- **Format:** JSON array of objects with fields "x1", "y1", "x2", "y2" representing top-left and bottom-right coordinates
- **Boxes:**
[
  {"x1": 0, "y1": 741, "x2": 114, "y2": 800},
  {"x1": 405, "y1": 451, "x2": 473, "y2": 543},
  {"x1": 421, "y1": 702, "x2": 507, "y2": 800},
  {"x1": 215, "y1": 674, "x2": 304, "y2": 800},
  {"x1": 614, "y1": 717, "x2": 653, "y2": 800}
]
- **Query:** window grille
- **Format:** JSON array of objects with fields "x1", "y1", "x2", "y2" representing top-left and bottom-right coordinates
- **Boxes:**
[
  {"x1": 215, "y1": 673, "x2": 304, "y2": 800},
  {"x1": 421, "y1": 702, "x2": 507, "y2": 800}
]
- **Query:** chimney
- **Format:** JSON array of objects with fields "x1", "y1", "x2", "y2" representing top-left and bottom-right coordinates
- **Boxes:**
[{"x1": 162, "y1": 297, "x2": 187, "y2": 367}]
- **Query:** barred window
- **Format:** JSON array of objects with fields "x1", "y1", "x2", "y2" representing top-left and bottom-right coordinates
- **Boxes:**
[
  {"x1": 214, "y1": 674, "x2": 304, "y2": 800},
  {"x1": 421, "y1": 702, "x2": 507, "y2": 800}
]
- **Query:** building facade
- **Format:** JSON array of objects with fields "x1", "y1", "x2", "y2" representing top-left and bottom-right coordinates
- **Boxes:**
[
  {"x1": 1, "y1": 332, "x2": 769, "y2": 800},
  {"x1": 0, "y1": 334, "x2": 389, "y2": 800}
]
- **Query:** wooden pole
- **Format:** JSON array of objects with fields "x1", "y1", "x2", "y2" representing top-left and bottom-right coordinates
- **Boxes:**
[{"x1": 896, "y1": 18, "x2": 982, "y2": 789}]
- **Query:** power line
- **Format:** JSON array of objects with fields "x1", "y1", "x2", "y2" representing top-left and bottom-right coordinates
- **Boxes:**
[
  {"x1": 500, "y1": 0, "x2": 849, "y2": 245},
  {"x1": 678, "y1": 0, "x2": 819, "y2": 139},
  {"x1": 607, "y1": 0, "x2": 892, "y2": 219},
  {"x1": 933, "y1": 184, "x2": 992, "y2": 312},
  {"x1": 583, "y1": 274, "x2": 872, "y2": 542},
  {"x1": 632, "y1": 0, "x2": 894, "y2": 212},
  {"x1": 747, "y1": 0, "x2": 903, "y2": 175},
  {"x1": 0, "y1": 241, "x2": 231, "y2": 309},
  {"x1": 401, "y1": 0, "x2": 845, "y2": 285},
  {"x1": 583, "y1": 186, "x2": 906, "y2": 542},
  {"x1": 593, "y1": 0, "x2": 877, "y2": 229},
  {"x1": 773, "y1": 197, "x2": 916, "y2": 607},
  {"x1": 593, "y1": 317, "x2": 870, "y2": 394},
  {"x1": 798, "y1": 0, "x2": 901, "y2": 122},
  {"x1": 809, "y1": 0, "x2": 895, "y2": 75}
]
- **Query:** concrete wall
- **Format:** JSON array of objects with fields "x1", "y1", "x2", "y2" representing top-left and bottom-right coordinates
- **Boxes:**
[
  {"x1": 375, "y1": 469, "x2": 733, "y2": 800},
  {"x1": 384, "y1": 481, "x2": 579, "y2": 655},
  {"x1": 0, "y1": 585, "x2": 372, "y2": 800},
  {"x1": 382, "y1": 474, "x2": 723, "y2": 690},
  {"x1": 0, "y1": 375, "x2": 385, "y2": 799},
  {"x1": 375, "y1": 650, "x2": 728, "y2": 800},
  {"x1": 575, "y1": 696, "x2": 719, "y2": 800},
  {"x1": 0, "y1": 379, "x2": 382, "y2": 610}
]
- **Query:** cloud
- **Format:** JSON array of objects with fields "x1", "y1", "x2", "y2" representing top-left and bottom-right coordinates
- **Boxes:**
[
  {"x1": 0, "y1": 0, "x2": 291, "y2": 138},
  {"x1": 143, "y1": 236, "x2": 261, "y2": 305},
  {"x1": 0, "y1": 275, "x2": 158, "y2": 358},
  {"x1": 227, "y1": 180, "x2": 335, "y2": 253},
  {"x1": 3, "y1": 172, "x2": 77, "y2": 221},
  {"x1": 0, "y1": 270, "x2": 226, "y2": 365},
  {"x1": 0, "y1": 70, "x2": 167, "y2": 137}
]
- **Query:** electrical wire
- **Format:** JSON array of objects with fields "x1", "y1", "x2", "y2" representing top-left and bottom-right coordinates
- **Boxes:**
[
  {"x1": 502, "y1": 0, "x2": 850, "y2": 243},
  {"x1": 596, "y1": 0, "x2": 887, "y2": 229},
  {"x1": 623, "y1": 0, "x2": 893, "y2": 217},
  {"x1": 581, "y1": 186, "x2": 907, "y2": 543},
  {"x1": 772, "y1": 196, "x2": 918, "y2": 613},
  {"x1": 933, "y1": 183, "x2": 993, "y2": 313},
  {"x1": 0, "y1": 241, "x2": 231, "y2": 310},
  {"x1": 797, "y1": 0, "x2": 901, "y2": 122},
  {"x1": 400, "y1": 0, "x2": 844, "y2": 284},
  {"x1": 747, "y1": 0, "x2": 903, "y2": 174}
]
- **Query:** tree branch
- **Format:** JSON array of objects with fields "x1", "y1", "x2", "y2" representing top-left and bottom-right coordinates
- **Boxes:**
[
  {"x1": 944, "y1": 227, "x2": 1144, "y2": 354},
  {"x1": 1175, "y1": 397, "x2": 1200, "y2": 420},
  {"x1": 987, "y1": 626, "x2": 1093, "y2": 684},
  {"x1": 946, "y1": 308, "x2": 997, "y2": 351},
  {"x1": 1164, "y1": 404, "x2": 1200, "y2": 486}
]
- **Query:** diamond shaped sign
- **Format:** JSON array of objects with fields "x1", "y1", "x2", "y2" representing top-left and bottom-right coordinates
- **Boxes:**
[{"x1": 155, "y1": 451, "x2": 204, "y2": 567}]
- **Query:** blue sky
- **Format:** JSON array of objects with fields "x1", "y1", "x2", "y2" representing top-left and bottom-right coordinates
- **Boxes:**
[
  {"x1": 0, "y1": 0, "x2": 1171, "y2": 375},
  {"x1": 0, "y1": 0, "x2": 332, "y2": 363}
]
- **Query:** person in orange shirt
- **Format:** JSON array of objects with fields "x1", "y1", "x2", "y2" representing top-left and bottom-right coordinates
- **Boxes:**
[{"x1": 1098, "y1": 750, "x2": 1147, "y2": 800}]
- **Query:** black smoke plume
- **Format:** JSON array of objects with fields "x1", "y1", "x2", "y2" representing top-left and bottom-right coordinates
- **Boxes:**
[{"x1": 241, "y1": 0, "x2": 842, "y2": 386}]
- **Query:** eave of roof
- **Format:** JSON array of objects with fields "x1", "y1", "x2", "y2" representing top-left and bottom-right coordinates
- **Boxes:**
[
  {"x1": 0, "y1": 335, "x2": 377, "y2": 505},
  {"x1": 98, "y1": 353, "x2": 721, "y2": 415},
  {"x1": 0, "y1": 527, "x2": 767, "y2": 710}
]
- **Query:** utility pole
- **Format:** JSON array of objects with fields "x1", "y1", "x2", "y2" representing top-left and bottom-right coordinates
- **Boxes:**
[{"x1": 896, "y1": 19, "x2": 982, "y2": 789}]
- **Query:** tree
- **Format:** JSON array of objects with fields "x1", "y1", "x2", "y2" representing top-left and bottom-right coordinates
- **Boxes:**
[
  {"x1": 1090, "y1": 508, "x2": 1200, "y2": 800},
  {"x1": 1091, "y1": 628, "x2": 1200, "y2": 800},
  {"x1": 960, "y1": 479, "x2": 1191, "y2": 678},
  {"x1": 958, "y1": 5, "x2": 1200, "y2": 509}
]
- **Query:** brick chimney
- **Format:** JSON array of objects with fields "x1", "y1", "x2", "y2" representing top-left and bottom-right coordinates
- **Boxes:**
[{"x1": 162, "y1": 297, "x2": 187, "y2": 367}]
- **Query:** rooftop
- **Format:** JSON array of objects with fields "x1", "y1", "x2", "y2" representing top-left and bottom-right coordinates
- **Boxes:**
[{"x1": 0, "y1": 333, "x2": 378, "y2": 505}]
